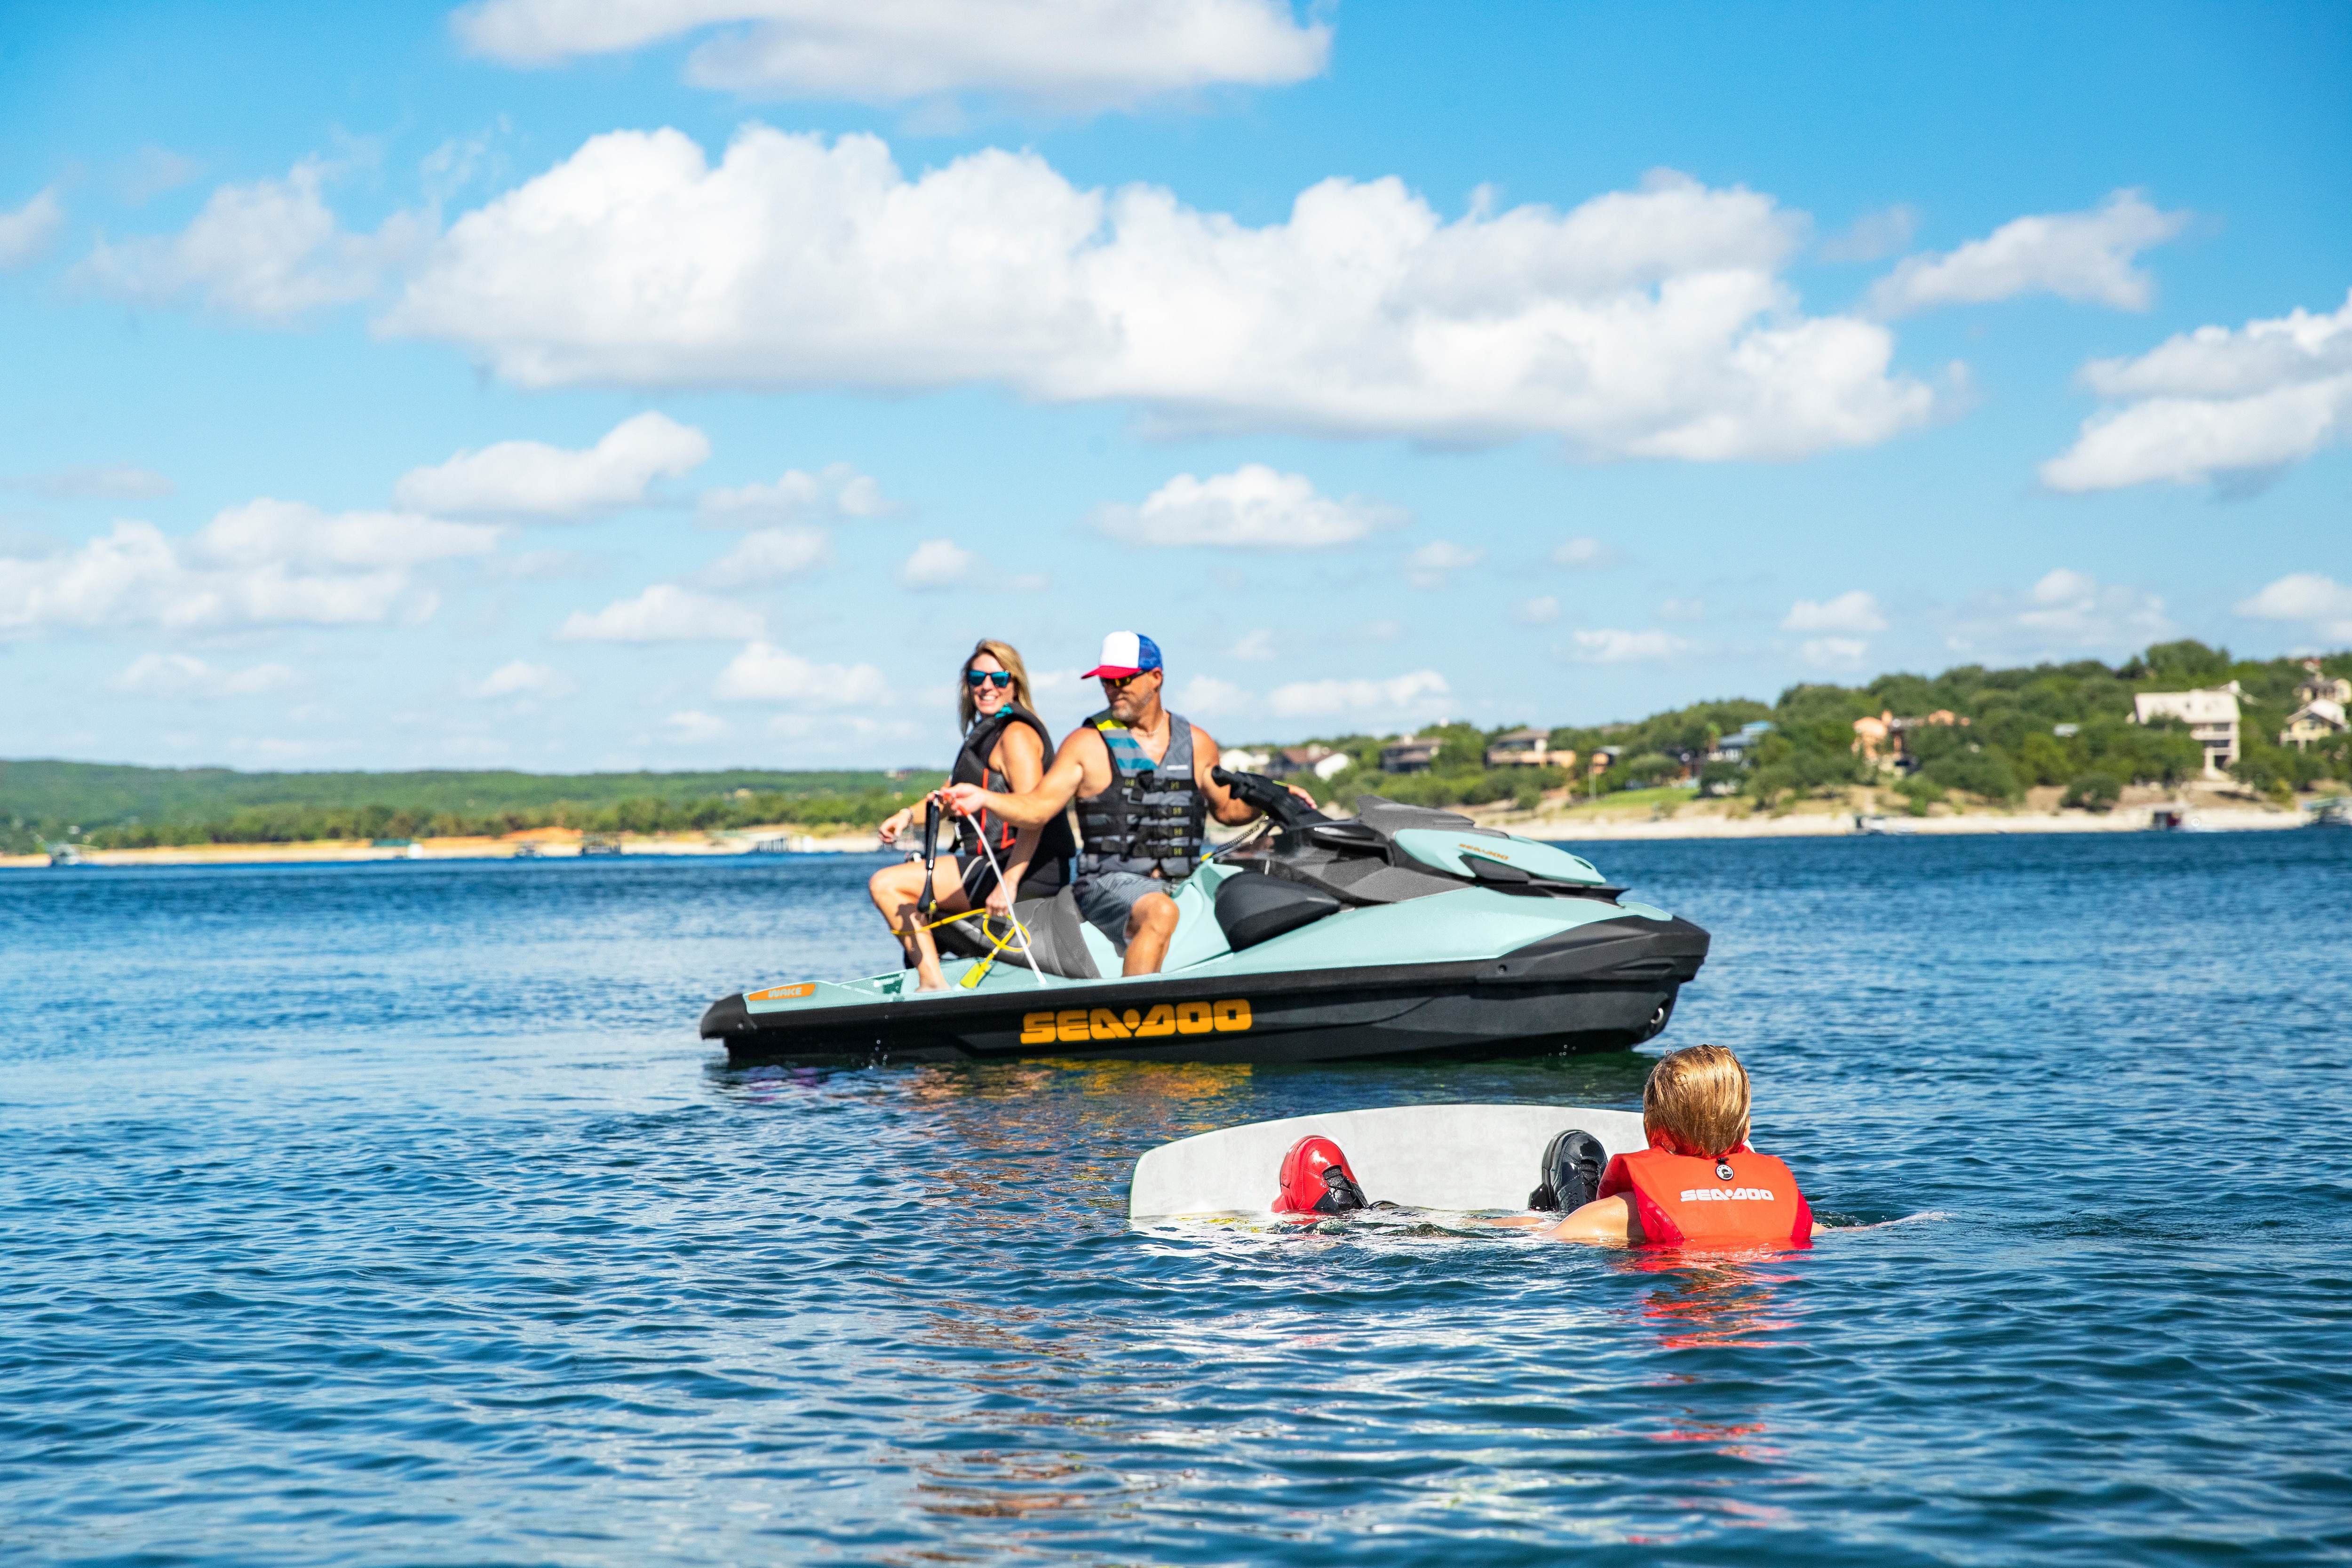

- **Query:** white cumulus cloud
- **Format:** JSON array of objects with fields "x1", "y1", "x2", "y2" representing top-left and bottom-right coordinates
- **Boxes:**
[
  {"x1": 0, "y1": 188, "x2": 65, "y2": 269},
  {"x1": 0, "y1": 502, "x2": 492, "y2": 638},
  {"x1": 665, "y1": 709, "x2": 731, "y2": 742},
  {"x1": 1266, "y1": 669, "x2": 1449, "y2": 719},
  {"x1": 556, "y1": 583, "x2": 765, "y2": 641},
  {"x1": 699, "y1": 461, "x2": 893, "y2": 524},
  {"x1": 1782, "y1": 589, "x2": 1887, "y2": 634},
  {"x1": 1405, "y1": 540, "x2": 1485, "y2": 589},
  {"x1": 1517, "y1": 595, "x2": 1559, "y2": 625},
  {"x1": 1800, "y1": 637, "x2": 1870, "y2": 669},
  {"x1": 1567, "y1": 629, "x2": 1690, "y2": 663},
  {"x1": 2040, "y1": 289, "x2": 2352, "y2": 493},
  {"x1": 450, "y1": 0, "x2": 1331, "y2": 111},
  {"x1": 1946, "y1": 568, "x2": 2172, "y2": 659},
  {"x1": 1549, "y1": 536, "x2": 1625, "y2": 569},
  {"x1": 82, "y1": 158, "x2": 429, "y2": 321},
  {"x1": 1868, "y1": 190, "x2": 2189, "y2": 317},
  {"x1": 385, "y1": 130, "x2": 1935, "y2": 458},
  {"x1": 700, "y1": 525, "x2": 833, "y2": 585},
  {"x1": 462, "y1": 659, "x2": 576, "y2": 699},
  {"x1": 1228, "y1": 629, "x2": 1277, "y2": 661},
  {"x1": 713, "y1": 640, "x2": 893, "y2": 706},
  {"x1": 110, "y1": 653, "x2": 298, "y2": 699},
  {"x1": 2237, "y1": 573, "x2": 2352, "y2": 644},
  {"x1": 394, "y1": 411, "x2": 710, "y2": 517},
  {"x1": 1096, "y1": 463, "x2": 1392, "y2": 549},
  {"x1": 898, "y1": 538, "x2": 977, "y2": 590}
]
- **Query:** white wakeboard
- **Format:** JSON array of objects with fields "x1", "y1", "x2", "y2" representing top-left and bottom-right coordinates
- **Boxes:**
[{"x1": 1128, "y1": 1102, "x2": 1648, "y2": 1222}]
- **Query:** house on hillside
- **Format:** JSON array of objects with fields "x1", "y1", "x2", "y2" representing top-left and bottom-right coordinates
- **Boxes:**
[
  {"x1": 1483, "y1": 728, "x2": 1558, "y2": 768},
  {"x1": 1708, "y1": 722, "x2": 1772, "y2": 764},
  {"x1": 1851, "y1": 709, "x2": 1970, "y2": 772},
  {"x1": 1265, "y1": 744, "x2": 1334, "y2": 779},
  {"x1": 2282, "y1": 699, "x2": 2347, "y2": 751},
  {"x1": 2296, "y1": 660, "x2": 2351, "y2": 708},
  {"x1": 1380, "y1": 737, "x2": 1442, "y2": 773},
  {"x1": 2132, "y1": 684, "x2": 2241, "y2": 777}
]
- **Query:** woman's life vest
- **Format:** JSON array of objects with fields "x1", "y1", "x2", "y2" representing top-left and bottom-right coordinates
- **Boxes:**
[
  {"x1": 950, "y1": 703, "x2": 1072, "y2": 887},
  {"x1": 1273, "y1": 1135, "x2": 1369, "y2": 1215},
  {"x1": 1075, "y1": 709, "x2": 1208, "y2": 881},
  {"x1": 1597, "y1": 1136, "x2": 1813, "y2": 1249}
]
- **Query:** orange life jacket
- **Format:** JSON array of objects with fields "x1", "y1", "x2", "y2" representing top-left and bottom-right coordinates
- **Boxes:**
[{"x1": 1598, "y1": 1134, "x2": 1812, "y2": 1250}]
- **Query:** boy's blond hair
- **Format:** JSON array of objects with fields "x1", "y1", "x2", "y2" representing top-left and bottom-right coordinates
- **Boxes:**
[{"x1": 1642, "y1": 1043, "x2": 1752, "y2": 1157}]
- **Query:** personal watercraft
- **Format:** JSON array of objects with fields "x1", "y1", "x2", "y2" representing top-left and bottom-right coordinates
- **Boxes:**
[{"x1": 699, "y1": 772, "x2": 1709, "y2": 1065}]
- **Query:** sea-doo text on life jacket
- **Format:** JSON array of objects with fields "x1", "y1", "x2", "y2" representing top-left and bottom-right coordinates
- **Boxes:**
[
  {"x1": 1075, "y1": 709, "x2": 1208, "y2": 880},
  {"x1": 951, "y1": 703, "x2": 1073, "y2": 883},
  {"x1": 1599, "y1": 1142, "x2": 1813, "y2": 1249}
]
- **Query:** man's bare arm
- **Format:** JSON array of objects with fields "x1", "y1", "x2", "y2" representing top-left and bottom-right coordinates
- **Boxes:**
[
  {"x1": 1192, "y1": 724, "x2": 1317, "y2": 825},
  {"x1": 943, "y1": 731, "x2": 1095, "y2": 828}
]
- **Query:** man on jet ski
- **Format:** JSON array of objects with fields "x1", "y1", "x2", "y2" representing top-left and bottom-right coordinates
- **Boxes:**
[{"x1": 941, "y1": 631, "x2": 1314, "y2": 977}]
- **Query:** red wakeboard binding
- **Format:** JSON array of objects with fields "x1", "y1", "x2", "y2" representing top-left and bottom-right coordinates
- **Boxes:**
[{"x1": 1273, "y1": 1135, "x2": 1369, "y2": 1216}]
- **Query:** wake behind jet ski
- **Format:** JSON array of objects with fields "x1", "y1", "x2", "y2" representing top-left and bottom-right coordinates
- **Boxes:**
[{"x1": 700, "y1": 768, "x2": 1709, "y2": 1065}]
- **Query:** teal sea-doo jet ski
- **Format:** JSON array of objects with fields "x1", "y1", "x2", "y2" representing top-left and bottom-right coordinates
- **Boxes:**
[{"x1": 699, "y1": 771, "x2": 1708, "y2": 1065}]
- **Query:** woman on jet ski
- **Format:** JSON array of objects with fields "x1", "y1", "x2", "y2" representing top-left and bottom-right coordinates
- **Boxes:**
[{"x1": 868, "y1": 640, "x2": 1075, "y2": 993}]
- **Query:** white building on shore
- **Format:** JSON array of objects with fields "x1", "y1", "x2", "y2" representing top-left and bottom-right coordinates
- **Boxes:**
[{"x1": 2132, "y1": 684, "x2": 2241, "y2": 777}]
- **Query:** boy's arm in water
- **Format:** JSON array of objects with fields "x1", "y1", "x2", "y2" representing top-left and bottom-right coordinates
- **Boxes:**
[
  {"x1": 1543, "y1": 1195, "x2": 1642, "y2": 1245},
  {"x1": 1534, "y1": 1197, "x2": 1825, "y2": 1243}
]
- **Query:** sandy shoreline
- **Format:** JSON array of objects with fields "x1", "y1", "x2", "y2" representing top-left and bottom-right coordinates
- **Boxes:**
[{"x1": 8, "y1": 788, "x2": 2328, "y2": 870}]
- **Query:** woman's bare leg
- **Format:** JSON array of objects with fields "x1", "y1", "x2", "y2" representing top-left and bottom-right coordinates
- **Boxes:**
[{"x1": 867, "y1": 860, "x2": 974, "y2": 992}]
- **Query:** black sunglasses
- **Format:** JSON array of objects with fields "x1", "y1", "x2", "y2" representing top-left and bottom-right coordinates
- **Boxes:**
[
  {"x1": 1098, "y1": 670, "x2": 1154, "y2": 688},
  {"x1": 965, "y1": 670, "x2": 1014, "y2": 689}
]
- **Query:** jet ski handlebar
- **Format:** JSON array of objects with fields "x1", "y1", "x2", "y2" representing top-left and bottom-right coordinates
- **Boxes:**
[{"x1": 1210, "y1": 766, "x2": 1327, "y2": 830}]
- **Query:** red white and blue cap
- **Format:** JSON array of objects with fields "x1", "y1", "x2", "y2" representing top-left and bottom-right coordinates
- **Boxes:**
[{"x1": 1082, "y1": 631, "x2": 1163, "y2": 679}]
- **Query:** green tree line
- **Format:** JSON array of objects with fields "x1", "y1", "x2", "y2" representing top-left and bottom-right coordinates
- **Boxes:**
[
  {"x1": 1259, "y1": 641, "x2": 2350, "y2": 816},
  {"x1": 2, "y1": 768, "x2": 942, "y2": 856}
]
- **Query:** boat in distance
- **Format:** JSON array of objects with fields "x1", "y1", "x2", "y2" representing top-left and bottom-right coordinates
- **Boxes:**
[{"x1": 699, "y1": 773, "x2": 1710, "y2": 1065}]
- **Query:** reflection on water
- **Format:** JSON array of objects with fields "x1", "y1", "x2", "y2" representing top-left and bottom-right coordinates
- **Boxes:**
[{"x1": 3, "y1": 833, "x2": 2351, "y2": 1564}]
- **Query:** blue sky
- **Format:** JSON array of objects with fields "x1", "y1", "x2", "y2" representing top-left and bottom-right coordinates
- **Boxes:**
[{"x1": 3, "y1": 0, "x2": 2347, "y2": 772}]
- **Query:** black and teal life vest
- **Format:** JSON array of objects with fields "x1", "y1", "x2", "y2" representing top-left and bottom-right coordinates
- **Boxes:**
[
  {"x1": 950, "y1": 702, "x2": 1072, "y2": 888},
  {"x1": 1075, "y1": 710, "x2": 1208, "y2": 880}
]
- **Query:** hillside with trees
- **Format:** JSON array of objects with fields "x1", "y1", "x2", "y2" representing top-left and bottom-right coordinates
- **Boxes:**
[
  {"x1": 1264, "y1": 641, "x2": 2350, "y2": 816},
  {"x1": 0, "y1": 764, "x2": 942, "y2": 857},
  {"x1": 7, "y1": 641, "x2": 2344, "y2": 854}
]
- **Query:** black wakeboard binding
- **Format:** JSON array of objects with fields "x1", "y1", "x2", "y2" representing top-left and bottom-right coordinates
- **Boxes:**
[{"x1": 1529, "y1": 1130, "x2": 1608, "y2": 1212}]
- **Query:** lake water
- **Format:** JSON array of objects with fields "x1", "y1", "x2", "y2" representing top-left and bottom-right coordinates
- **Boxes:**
[{"x1": 4, "y1": 830, "x2": 2348, "y2": 1566}]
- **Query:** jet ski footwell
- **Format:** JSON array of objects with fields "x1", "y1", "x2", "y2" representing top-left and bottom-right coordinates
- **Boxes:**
[{"x1": 701, "y1": 786, "x2": 1711, "y2": 1066}]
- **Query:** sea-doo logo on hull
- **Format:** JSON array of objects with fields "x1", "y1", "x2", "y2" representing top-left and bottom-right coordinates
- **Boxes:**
[
  {"x1": 1020, "y1": 1000, "x2": 1253, "y2": 1044},
  {"x1": 748, "y1": 983, "x2": 816, "y2": 1002}
]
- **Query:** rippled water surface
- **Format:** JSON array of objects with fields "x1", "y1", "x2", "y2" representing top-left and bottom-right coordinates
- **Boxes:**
[{"x1": 5, "y1": 832, "x2": 2349, "y2": 1565}]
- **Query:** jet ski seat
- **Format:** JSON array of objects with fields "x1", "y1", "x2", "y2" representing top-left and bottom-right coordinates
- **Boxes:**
[
  {"x1": 932, "y1": 886, "x2": 1103, "y2": 980},
  {"x1": 1213, "y1": 871, "x2": 1342, "y2": 950}
]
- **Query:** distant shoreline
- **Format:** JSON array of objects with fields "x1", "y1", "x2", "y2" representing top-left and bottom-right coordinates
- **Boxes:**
[{"x1": 7, "y1": 789, "x2": 2326, "y2": 869}]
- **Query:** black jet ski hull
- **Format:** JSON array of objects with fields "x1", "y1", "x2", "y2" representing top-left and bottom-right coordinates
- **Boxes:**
[{"x1": 703, "y1": 915, "x2": 1706, "y2": 1066}]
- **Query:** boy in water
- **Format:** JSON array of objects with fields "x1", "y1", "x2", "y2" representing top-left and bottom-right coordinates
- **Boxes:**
[{"x1": 1537, "y1": 1043, "x2": 1820, "y2": 1247}]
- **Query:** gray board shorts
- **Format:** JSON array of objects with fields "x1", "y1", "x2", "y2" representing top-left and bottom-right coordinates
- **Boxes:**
[{"x1": 1073, "y1": 870, "x2": 1176, "y2": 951}]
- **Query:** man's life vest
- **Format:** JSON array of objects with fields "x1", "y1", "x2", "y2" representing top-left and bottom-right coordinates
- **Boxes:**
[
  {"x1": 1273, "y1": 1135, "x2": 1368, "y2": 1215},
  {"x1": 1075, "y1": 709, "x2": 1208, "y2": 881},
  {"x1": 1598, "y1": 1138, "x2": 1813, "y2": 1250}
]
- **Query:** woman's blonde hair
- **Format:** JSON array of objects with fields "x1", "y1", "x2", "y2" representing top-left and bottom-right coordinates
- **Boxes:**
[
  {"x1": 957, "y1": 638, "x2": 1036, "y2": 731},
  {"x1": 1642, "y1": 1043, "x2": 1752, "y2": 1157}
]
